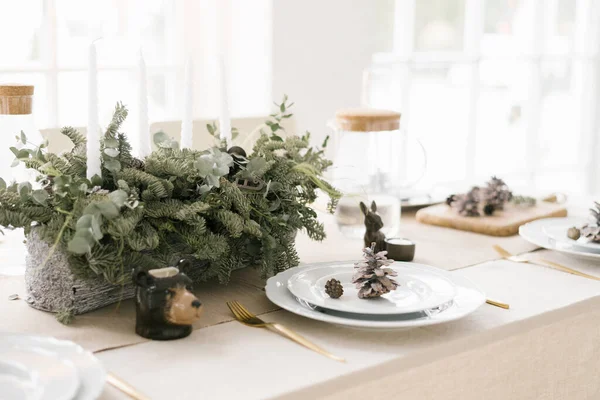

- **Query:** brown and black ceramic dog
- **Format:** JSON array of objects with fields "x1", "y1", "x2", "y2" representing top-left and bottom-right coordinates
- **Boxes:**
[{"x1": 133, "y1": 262, "x2": 203, "y2": 340}]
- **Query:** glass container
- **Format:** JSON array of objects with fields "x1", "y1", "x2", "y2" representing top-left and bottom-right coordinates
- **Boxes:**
[{"x1": 0, "y1": 84, "x2": 44, "y2": 184}]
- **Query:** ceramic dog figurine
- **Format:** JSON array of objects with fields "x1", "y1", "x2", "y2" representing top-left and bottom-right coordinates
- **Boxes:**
[
  {"x1": 133, "y1": 261, "x2": 203, "y2": 340},
  {"x1": 360, "y1": 201, "x2": 386, "y2": 253}
]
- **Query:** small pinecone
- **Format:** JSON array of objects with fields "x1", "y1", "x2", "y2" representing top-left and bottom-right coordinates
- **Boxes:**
[
  {"x1": 446, "y1": 194, "x2": 456, "y2": 206},
  {"x1": 324, "y1": 279, "x2": 344, "y2": 299},
  {"x1": 483, "y1": 176, "x2": 512, "y2": 210},
  {"x1": 483, "y1": 203, "x2": 495, "y2": 216},
  {"x1": 130, "y1": 158, "x2": 145, "y2": 170},
  {"x1": 451, "y1": 188, "x2": 481, "y2": 217},
  {"x1": 567, "y1": 227, "x2": 581, "y2": 240}
]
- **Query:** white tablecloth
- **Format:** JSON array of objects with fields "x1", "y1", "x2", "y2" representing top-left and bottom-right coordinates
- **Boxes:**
[{"x1": 95, "y1": 257, "x2": 600, "y2": 400}]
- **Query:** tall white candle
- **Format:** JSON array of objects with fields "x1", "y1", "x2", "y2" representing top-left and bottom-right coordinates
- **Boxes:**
[
  {"x1": 137, "y1": 50, "x2": 151, "y2": 158},
  {"x1": 218, "y1": 55, "x2": 231, "y2": 147},
  {"x1": 86, "y1": 42, "x2": 101, "y2": 179},
  {"x1": 180, "y1": 57, "x2": 193, "y2": 149}
]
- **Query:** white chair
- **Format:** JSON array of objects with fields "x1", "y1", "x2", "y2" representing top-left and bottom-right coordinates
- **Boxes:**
[{"x1": 40, "y1": 116, "x2": 296, "y2": 154}]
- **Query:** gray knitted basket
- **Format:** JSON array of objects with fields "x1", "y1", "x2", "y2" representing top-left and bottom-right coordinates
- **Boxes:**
[
  {"x1": 24, "y1": 229, "x2": 135, "y2": 315},
  {"x1": 24, "y1": 229, "x2": 211, "y2": 315}
]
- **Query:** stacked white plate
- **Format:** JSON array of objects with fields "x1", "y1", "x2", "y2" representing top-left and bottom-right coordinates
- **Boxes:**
[
  {"x1": 520, "y1": 217, "x2": 600, "y2": 261},
  {"x1": 0, "y1": 334, "x2": 105, "y2": 400},
  {"x1": 265, "y1": 261, "x2": 485, "y2": 330}
]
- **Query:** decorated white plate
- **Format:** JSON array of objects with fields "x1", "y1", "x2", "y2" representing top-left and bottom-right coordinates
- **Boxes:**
[
  {"x1": 0, "y1": 334, "x2": 106, "y2": 400},
  {"x1": 519, "y1": 217, "x2": 600, "y2": 261},
  {"x1": 267, "y1": 264, "x2": 485, "y2": 330},
  {"x1": 287, "y1": 263, "x2": 457, "y2": 315},
  {"x1": 541, "y1": 218, "x2": 600, "y2": 254},
  {"x1": 0, "y1": 346, "x2": 80, "y2": 400}
]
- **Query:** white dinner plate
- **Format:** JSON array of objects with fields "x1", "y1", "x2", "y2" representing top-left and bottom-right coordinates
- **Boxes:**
[
  {"x1": 287, "y1": 262, "x2": 457, "y2": 315},
  {"x1": 519, "y1": 217, "x2": 600, "y2": 261},
  {"x1": 541, "y1": 218, "x2": 600, "y2": 254},
  {"x1": 0, "y1": 334, "x2": 106, "y2": 400},
  {"x1": 0, "y1": 346, "x2": 80, "y2": 400},
  {"x1": 267, "y1": 264, "x2": 485, "y2": 330}
]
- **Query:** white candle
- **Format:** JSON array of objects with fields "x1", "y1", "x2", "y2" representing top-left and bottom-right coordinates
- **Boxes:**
[
  {"x1": 86, "y1": 42, "x2": 101, "y2": 179},
  {"x1": 180, "y1": 57, "x2": 193, "y2": 149},
  {"x1": 137, "y1": 50, "x2": 151, "y2": 158},
  {"x1": 218, "y1": 55, "x2": 231, "y2": 147}
]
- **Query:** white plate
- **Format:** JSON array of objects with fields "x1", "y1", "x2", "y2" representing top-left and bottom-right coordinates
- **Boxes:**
[
  {"x1": 0, "y1": 334, "x2": 106, "y2": 400},
  {"x1": 0, "y1": 346, "x2": 80, "y2": 400},
  {"x1": 520, "y1": 217, "x2": 600, "y2": 261},
  {"x1": 541, "y1": 218, "x2": 600, "y2": 254},
  {"x1": 287, "y1": 263, "x2": 457, "y2": 315},
  {"x1": 267, "y1": 264, "x2": 485, "y2": 330}
]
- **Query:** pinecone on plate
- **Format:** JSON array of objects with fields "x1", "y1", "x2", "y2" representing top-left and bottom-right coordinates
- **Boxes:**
[
  {"x1": 324, "y1": 278, "x2": 344, "y2": 299},
  {"x1": 352, "y1": 243, "x2": 399, "y2": 299},
  {"x1": 581, "y1": 202, "x2": 600, "y2": 243}
]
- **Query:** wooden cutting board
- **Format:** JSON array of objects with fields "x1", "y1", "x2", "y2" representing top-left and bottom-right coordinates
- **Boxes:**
[{"x1": 415, "y1": 201, "x2": 567, "y2": 236}]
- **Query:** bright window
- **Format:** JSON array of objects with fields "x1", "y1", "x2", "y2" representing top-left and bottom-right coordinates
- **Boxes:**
[
  {"x1": 366, "y1": 0, "x2": 599, "y2": 196},
  {"x1": 0, "y1": 0, "x2": 271, "y2": 131}
]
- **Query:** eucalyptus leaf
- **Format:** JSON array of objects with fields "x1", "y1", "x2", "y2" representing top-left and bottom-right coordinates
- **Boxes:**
[
  {"x1": 109, "y1": 190, "x2": 128, "y2": 207},
  {"x1": 153, "y1": 131, "x2": 170, "y2": 146},
  {"x1": 104, "y1": 138, "x2": 119, "y2": 148},
  {"x1": 117, "y1": 180, "x2": 129, "y2": 191},
  {"x1": 17, "y1": 149, "x2": 29, "y2": 159},
  {"x1": 90, "y1": 174, "x2": 103, "y2": 187},
  {"x1": 18, "y1": 182, "x2": 32, "y2": 197},
  {"x1": 270, "y1": 134, "x2": 283, "y2": 142},
  {"x1": 9, "y1": 147, "x2": 18, "y2": 157},
  {"x1": 0, "y1": 178, "x2": 5, "y2": 190},
  {"x1": 90, "y1": 215, "x2": 103, "y2": 241},
  {"x1": 76, "y1": 214, "x2": 93, "y2": 230},
  {"x1": 104, "y1": 159, "x2": 121, "y2": 172},
  {"x1": 31, "y1": 190, "x2": 48, "y2": 206},
  {"x1": 96, "y1": 201, "x2": 119, "y2": 219},
  {"x1": 10, "y1": 159, "x2": 19, "y2": 167},
  {"x1": 20, "y1": 131, "x2": 26, "y2": 144},
  {"x1": 103, "y1": 148, "x2": 120, "y2": 157},
  {"x1": 67, "y1": 235, "x2": 92, "y2": 255}
]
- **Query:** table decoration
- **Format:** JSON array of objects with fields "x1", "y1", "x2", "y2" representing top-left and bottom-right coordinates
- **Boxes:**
[
  {"x1": 267, "y1": 264, "x2": 485, "y2": 330},
  {"x1": 359, "y1": 200, "x2": 386, "y2": 252},
  {"x1": 565, "y1": 201, "x2": 600, "y2": 244},
  {"x1": 133, "y1": 262, "x2": 202, "y2": 340},
  {"x1": 0, "y1": 98, "x2": 340, "y2": 318},
  {"x1": 324, "y1": 278, "x2": 344, "y2": 298},
  {"x1": 226, "y1": 300, "x2": 345, "y2": 362},
  {"x1": 288, "y1": 262, "x2": 456, "y2": 315},
  {"x1": 416, "y1": 178, "x2": 566, "y2": 236},
  {"x1": 353, "y1": 243, "x2": 398, "y2": 299}
]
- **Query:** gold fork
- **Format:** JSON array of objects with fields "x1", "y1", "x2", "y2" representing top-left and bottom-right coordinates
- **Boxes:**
[
  {"x1": 226, "y1": 300, "x2": 345, "y2": 362},
  {"x1": 493, "y1": 245, "x2": 600, "y2": 281},
  {"x1": 107, "y1": 373, "x2": 150, "y2": 400}
]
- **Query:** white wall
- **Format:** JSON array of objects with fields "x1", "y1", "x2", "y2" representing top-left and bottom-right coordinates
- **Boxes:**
[{"x1": 272, "y1": 0, "x2": 394, "y2": 144}]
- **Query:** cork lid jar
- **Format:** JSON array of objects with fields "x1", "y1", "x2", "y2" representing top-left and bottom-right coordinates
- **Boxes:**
[
  {"x1": 0, "y1": 84, "x2": 34, "y2": 115},
  {"x1": 334, "y1": 108, "x2": 401, "y2": 132}
]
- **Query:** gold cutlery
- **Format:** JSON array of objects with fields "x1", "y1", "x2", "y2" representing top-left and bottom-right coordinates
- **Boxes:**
[
  {"x1": 107, "y1": 372, "x2": 150, "y2": 400},
  {"x1": 485, "y1": 299, "x2": 510, "y2": 309},
  {"x1": 226, "y1": 300, "x2": 346, "y2": 363},
  {"x1": 493, "y1": 245, "x2": 600, "y2": 281}
]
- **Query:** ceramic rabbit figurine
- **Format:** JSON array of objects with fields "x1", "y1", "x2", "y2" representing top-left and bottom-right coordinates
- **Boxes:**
[{"x1": 360, "y1": 201, "x2": 386, "y2": 253}]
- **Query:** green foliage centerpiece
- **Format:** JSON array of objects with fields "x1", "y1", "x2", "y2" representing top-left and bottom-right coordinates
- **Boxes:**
[{"x1": 1, "y1": 98, "x2": 339, "y2": 316}]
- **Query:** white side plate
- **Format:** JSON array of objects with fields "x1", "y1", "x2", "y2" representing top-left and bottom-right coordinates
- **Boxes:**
[
  {"x1": 520, "y1": 217, "x2": 600, "y2": 261},
  {"x1": 287, "y1": 262, "x2": 457, "y2": 315},
  {"x1": 267, "y1": 264, "x2": 485, "y2": 330}
]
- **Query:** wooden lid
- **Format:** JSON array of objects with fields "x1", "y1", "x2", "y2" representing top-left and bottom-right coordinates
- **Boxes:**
[
  {"x1": 0, "y1": 84, "x2": 34, "y2": 114},
  {"x1": 0, "y1": 84, "x2": 34, "y2": 96},
  {"x1": 335, "y1": 108, "x2": 401, "y2": 132}
]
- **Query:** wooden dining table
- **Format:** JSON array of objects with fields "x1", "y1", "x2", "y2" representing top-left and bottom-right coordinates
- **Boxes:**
[{"x1": 1, "y1": 204, "x2": 600, "y2": 399}]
